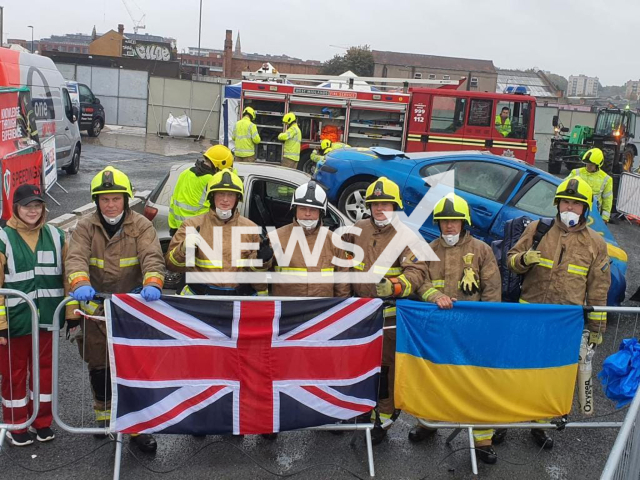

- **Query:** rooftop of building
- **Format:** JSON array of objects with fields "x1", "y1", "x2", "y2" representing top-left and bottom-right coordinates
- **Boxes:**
[{"x1": 372, "y1": 50, "x2": 496, "y2": 74}]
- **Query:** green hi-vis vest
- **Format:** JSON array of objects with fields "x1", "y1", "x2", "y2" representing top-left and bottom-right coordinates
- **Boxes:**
[
  {"x1": 168, "y1": 168, "x2": 212, "y2": 229},
  {"x1": 0, "y1": 224, "x2": 66, "y2": 337}
]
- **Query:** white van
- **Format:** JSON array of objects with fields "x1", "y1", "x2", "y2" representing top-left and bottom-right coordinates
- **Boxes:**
[{"x1": 0, "y1": 47, "x2": 82, "y2": 174}]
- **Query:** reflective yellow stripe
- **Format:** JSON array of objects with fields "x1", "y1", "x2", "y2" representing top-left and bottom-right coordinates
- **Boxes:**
[
  {"x1": 94, "y1": 409, "x2": 111, "y2": 421},
  {"x1": 510, "y1": 255, "x2": 518, "y2": 269},
  {"x1": 432, "y1": 279, "x2": 444, "y2": 288},
  {"x1": 321, "y1": 268, "x2": 334, "y2": 276},
  {"x1": 518, "y1": 298, "x2": 529, "y2": 304},
  {"x1": 588, "y1": 312, "x2": 607, "y2": 321},
  {"x1": 256, "y1": 290, "x2": 269, "y2": 296},
  {"x1": 397, "y1": 274, "x2": 411, "y2": 297},
  {"x1": 69, "y1": 271, "x2": 88, "y2": 281},
  {"x1": 0, "y1": 306, "x2": 6, "y2": 316},
  {"x1": 539, "y1": 257, "x2": 554, "y2": 269},
  {"x1": 372, "y1": 265, "x2": 403, "y2": 276},
  {"x1": 568, "y1": 264, "x2": 589, "y2": 276},
  {"x1": 275, "y1": 266, "x2": 308, "y2": 276},
  {"x1": 235, "y1": 259, "x2": 254, "y2": 268},
  {"x1": 169, "y1": 248, "x2": 186, "y2": 267},
  {"x1": 383, "y1": 306, "x2": 396, "y2": 318},
  {"x1": 194, "y1": 258, "x2": 223, "y2": 269},
  {"x1": 89, "y1": 258, "x2": 104, "y2": 268},
  {"x1": 67, "y1": 300, "x2": 79, "y2": 307},
  {"x1": 119, "y1": 257, "x2": 140, "y2": 268},
  {"x1": 473, "y1": 429, "x2": 494, "y2": 442},
  {"x1": 422, "y1": 288, "x2": 439, "y2": 301},
  {"x1": 353, "y1": 263, "x2": 365, "y2": 271}
]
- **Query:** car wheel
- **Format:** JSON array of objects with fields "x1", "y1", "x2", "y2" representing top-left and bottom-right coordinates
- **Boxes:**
[
  {"x1": 64, "y1": 145, "x2": 80, "y2": 175},
  {"x1": 338, "y1": 182, "x2": 371, "y2": 222},
  {"x1": 88, "y1": 118, "x2": 103, "y2": 137},
  {"x1": 298, "y1": 150, "x2": 314, "y2": 174}
]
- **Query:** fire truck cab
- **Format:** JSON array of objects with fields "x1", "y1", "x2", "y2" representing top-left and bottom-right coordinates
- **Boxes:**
[{"x1": 406, "y1": 88, "x2": 537, "y2": 164}]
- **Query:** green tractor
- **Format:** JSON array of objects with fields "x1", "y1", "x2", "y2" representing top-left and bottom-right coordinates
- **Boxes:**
[{"x1": 548, "y1": 107, "x2": 639, "y2": 175}]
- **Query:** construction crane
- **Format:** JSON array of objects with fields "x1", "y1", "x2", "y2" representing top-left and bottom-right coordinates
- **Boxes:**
[{"x1": 121, "y1": 0, "x2": 146, "y2": 35}]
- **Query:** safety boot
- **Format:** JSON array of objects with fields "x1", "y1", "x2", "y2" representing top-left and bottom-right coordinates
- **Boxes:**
[
  {"x1": 531, "y1": 429, "x2": 554, "y2": 449},
  {"x1": 408, "y1": 425, "x2": 437, "y2": 443},
  {"x1": 492, "y1": 428, "x2": 507, "y2": 445},
  {"x1": 130, "y1": 433, "x2": 157, "y2": 453},
  {"x1": 370, "y1": 424, "x2": 387, "y2": 445},
  {"x1": 475, "y1": 444, "x2": 497, "y2": 464}
]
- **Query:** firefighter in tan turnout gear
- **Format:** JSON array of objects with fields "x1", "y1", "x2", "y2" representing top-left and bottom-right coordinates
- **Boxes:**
[
  {"x1": 507, "y1": 176, "x2": 611, "y2": 450},
  {"x1": 269, "y1": 181, "x2": 350, "y2": 298},
  {"x1": 66, "y1": 166, "x2": 166, "y2": 453},
  {"x1": 166, "y1": 168, "x2": 270, "y2": 297},
  {"x1": 346, "y1": 177, "x2": 427, "y2": 445},
  {"x1": 409, "y1": 193, "x2": 502, "y2": 464}
]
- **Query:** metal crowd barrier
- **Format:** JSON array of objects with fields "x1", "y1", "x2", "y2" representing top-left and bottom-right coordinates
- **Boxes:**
[
  {"x1": 413, "y1": 305, "x2": 640, "y2": 476},
  {"x1": 0, "y1": 289, "x2": 41, "y2": 448},
  {"x1": 49, "y1": 295, "x2": 378, "y2": 480},
  {"x1": 616, "y1": 172, "x2": 640, "y2": 218},
  {"x1": 600, "y1": 383, "x2": 640, "y2": 479}
]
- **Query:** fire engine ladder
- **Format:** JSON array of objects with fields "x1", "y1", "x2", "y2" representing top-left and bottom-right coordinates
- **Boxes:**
[{"x1": 241, "y1": 72, "x2": 463, "y2": 93}]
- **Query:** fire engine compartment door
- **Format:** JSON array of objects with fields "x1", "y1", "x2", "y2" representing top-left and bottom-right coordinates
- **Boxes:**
[
  {"x1": 349, "y1": 100, "x2": 407, "y2": 112},
  {"x1": 243, "y1": 92, "x2": 286, "y2": 101}
]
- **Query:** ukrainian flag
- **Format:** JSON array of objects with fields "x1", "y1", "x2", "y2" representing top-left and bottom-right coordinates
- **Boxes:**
[{"x1": 395, "y1": 300, "x2": 584, "y2": 423}]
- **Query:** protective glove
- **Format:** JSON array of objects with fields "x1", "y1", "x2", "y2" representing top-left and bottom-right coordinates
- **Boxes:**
[
  {"x1": 71, "y1": 285, "x2": 96, "y2": 302},
  {"x1": 181, "y1": 227, "x2": 201, "y2": 253},
  {"x1": 258, "y1": 237, "x2": 274, "y2": 263},
  {"x1": 141, "y1": 286, "x2": 162, "y2": 302},
  {"x1": 522, "y1": 249, "x2": 542, "y2": 266},
  {"x1": 460, "y1": 267, "x2": 480, "y2": 296},
  {"x1": 376, "y1": 278, "x2": 393, "y2": 298},
  {"x1": 311, "y1": 149, "x2": 319, "y2": 160},
  {"x1": 589, "y1": 331, "x2": 603, "y2": 346},
  {"x1": 0, "y1": 328, "x2": 7, "y2": 346}
]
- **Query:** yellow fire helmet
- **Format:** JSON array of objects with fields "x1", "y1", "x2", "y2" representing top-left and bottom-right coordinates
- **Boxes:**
[
  {"x1": 207, "y1": 168, "x2": 244, "y2": 202},
  {"x1": 90, "y1": 166, "x2": 133, "y2": 199},
  {"x1": 554, "y1": 177, "x2": 593, "y2": 211},
  {"x1": 433, "y1": 193, "x2": 471, "y2": 225},
  {"x1": 320, "y1": 139, "x2": 332, "y2": 152},
  {"x1": 582, "y1": 148, "x2": 604, "y2": 169},
  {"x1": 365, "y1": 177, "x2": 403, "y2": 209},
  {"x1": 242, "y1": 106, "x2": 256, "y2": 121},
  {"x1": 203, "y1": 145, "x2": 234, "y2": 171},
  {"x1": 283, "y1": 112, "x2": 297, "y2": 125}
]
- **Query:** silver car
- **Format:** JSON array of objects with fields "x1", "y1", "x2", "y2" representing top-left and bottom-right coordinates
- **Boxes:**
[{"x1": 143, "y1": 162, "x2": 352, "y2": 250}]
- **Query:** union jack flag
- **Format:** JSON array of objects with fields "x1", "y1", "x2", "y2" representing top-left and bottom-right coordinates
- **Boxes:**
[{"x1": 106, "y1": 294, "x2": 384, "y2": 435}]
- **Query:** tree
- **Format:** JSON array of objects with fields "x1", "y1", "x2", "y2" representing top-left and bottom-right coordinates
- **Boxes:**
[
  {"x1": 322, "y1": 45, "x2": 374, "y2": 77},
  {"x1": 546, "y1": 73, "x2": 568, "y2": 94}
]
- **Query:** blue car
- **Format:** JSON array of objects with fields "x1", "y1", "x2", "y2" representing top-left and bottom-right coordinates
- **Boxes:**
[{"x1": 314, "y1": 148, "x2": 627, "y2": 305}]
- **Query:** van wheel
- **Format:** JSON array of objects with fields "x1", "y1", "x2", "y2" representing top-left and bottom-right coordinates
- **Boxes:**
[
  {"x1": 64, "y1": 146, "x2": 80, "y2": 175},
  {"x1": 88, "y1": 118, "x2": 103, "y2": 137}
]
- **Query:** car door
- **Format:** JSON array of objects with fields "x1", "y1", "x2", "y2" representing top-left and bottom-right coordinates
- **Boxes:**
[
  {"x1": 405, "y1": 159, "x2": 522, "y2": 242},
  {"x1": 243, "y1": 175, "x2": 297, "y2": 232}
]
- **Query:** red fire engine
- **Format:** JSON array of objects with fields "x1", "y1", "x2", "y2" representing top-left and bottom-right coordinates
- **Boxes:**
[{"x1": 239, "y1": 74, "x2": 537, "y2": 172}]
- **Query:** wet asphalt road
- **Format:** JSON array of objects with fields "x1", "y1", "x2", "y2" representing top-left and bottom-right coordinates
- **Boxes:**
[{"x1": 2, "y1": 142, "x2": 640, "y2": 479}]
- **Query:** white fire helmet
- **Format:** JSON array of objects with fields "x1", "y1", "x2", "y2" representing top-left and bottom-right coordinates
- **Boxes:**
[{"x1": 290, "y1": 181, "x2": 327, "y2": 214}]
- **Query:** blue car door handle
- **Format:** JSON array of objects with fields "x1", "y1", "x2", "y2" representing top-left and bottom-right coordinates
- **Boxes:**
[{"x1": 473, "y1": 206, "x2": 492, "y2": 216}]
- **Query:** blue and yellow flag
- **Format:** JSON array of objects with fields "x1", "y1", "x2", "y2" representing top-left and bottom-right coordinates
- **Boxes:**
[{"x1": 395, "y1": 300, "x2": 584, "y2": 423}]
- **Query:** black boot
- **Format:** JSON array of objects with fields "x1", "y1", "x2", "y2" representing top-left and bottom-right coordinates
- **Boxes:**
[
  {"x1": 408, "y1": 425, "x2": 437, "y2": 443},
  {"x1": 93, "y1": 419, "x2": 108, "y2": 440},
  {"x1": 531, "y1": 429, "x2": 554, "y2": 449},
  {"x1": 131, "y1": 433, "x2": 157, "y2": 453},
  {"x1": 475, "y1": 445, "x2": 497, "y2": 464},
  {"x1": 370, "y1": 425, "x2": 387, "y2": 445},
  {"x1": 492, "y1": 428, "x2": 507, "y2": 445}
]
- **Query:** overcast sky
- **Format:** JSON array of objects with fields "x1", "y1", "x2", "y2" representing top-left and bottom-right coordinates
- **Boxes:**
[{"x1": 4, "y1": 0, "x2": 637, "y2": 85}]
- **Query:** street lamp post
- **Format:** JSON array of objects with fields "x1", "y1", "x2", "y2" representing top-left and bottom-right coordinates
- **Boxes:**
[
  {"x1": 27, "y1": 25, "x2": 34, "y2": 53},
  {"x1": 196, "y1": 0, "x2": 202, "y2": 81}
]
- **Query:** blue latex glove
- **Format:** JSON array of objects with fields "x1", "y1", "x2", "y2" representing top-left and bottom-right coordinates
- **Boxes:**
[
  {"x1": 140, "y1": 286, "x2": 162, "y2": 302},
  {"x1": 70, "y1": 285, "x2": 95, "y2": 302}
]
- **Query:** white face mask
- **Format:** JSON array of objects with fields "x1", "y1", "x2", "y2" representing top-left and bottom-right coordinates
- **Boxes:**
[
  {"x1": 560, "y1": 210, "x2": 581, "y2": 228},
  {"x1": 216, "y1": 208, "x2": 233, "y2": 220},
  {"x1": 298, "y1": 218, "x2": 318, "y2": 230},
  {"x1": 102, "y1": 211, "x2": 124, "y2": 225},
  {"x1": 442, "y1": 233, "x2": 460, "y2": 246},
  {"x1": 374, "y1": 218, "x2": 392, "y2": 227}
]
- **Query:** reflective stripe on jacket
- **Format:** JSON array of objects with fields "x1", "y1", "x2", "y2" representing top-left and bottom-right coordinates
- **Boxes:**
[
  {"x1": 232, "y1": 117, "x2": 261, "y2": 158},
  {"x1": 278, "y1": 124, "x2": 302, "y2": 161},
  {"x1": 66, "y1": 211, "x2": 166, "y2": 296},
  {"x1": 168, "y1": 167, "x2": 211, "y2": 229},
  {"x1": 568, "y1": 167, "x2": 614, "y2": 221},
  {"x1": 269, "y1": 220, "x2": 350, "y2": 298},
  {"x1": 507, "y1": 218, "x2": 611, "y2": 332},
  {"x1": 418, "y1": 232, "x2": 501, "y2": 303}
]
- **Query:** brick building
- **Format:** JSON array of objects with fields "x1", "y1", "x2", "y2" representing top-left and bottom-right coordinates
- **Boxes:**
[{"x1": 372, "y1": 50, "x2": 497, "y2": 92}]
